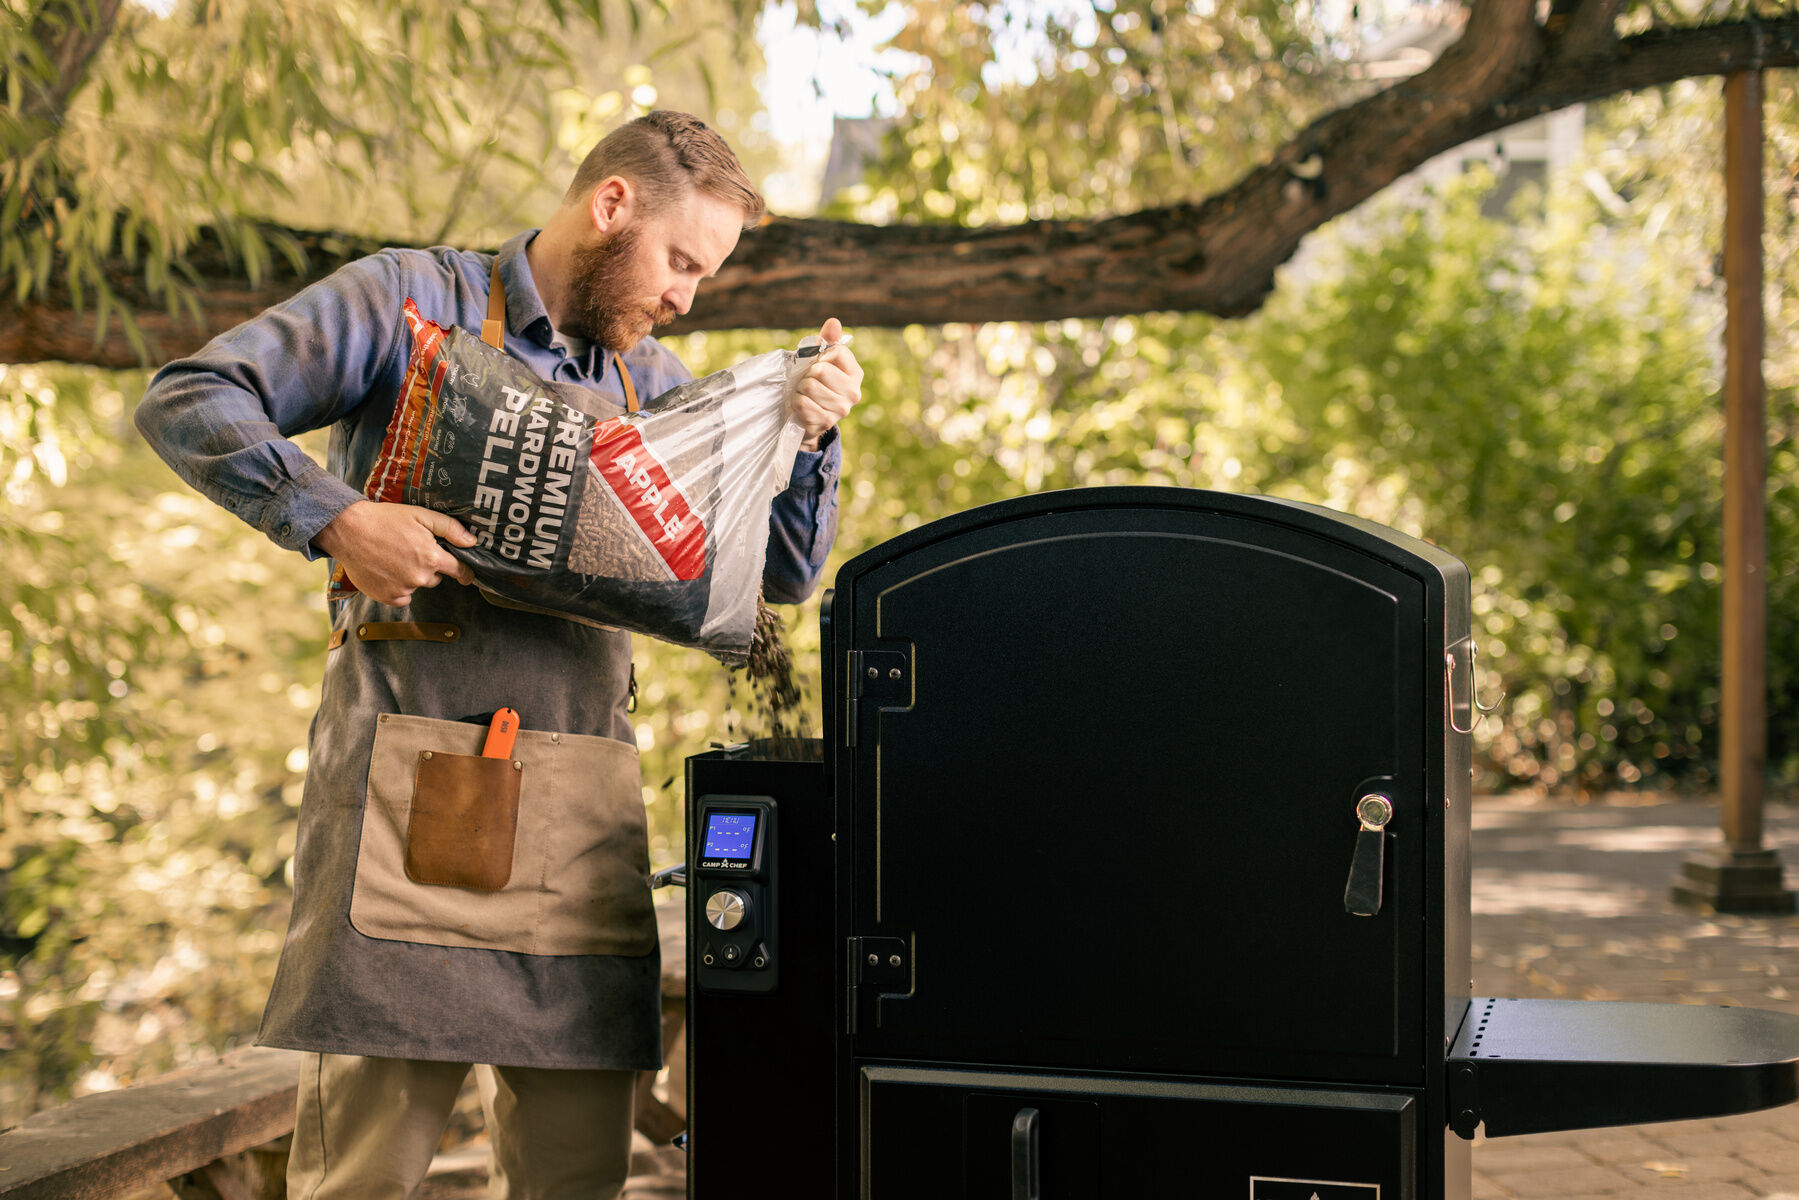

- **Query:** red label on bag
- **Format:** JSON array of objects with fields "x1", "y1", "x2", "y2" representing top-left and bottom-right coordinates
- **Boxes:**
[
  {"x1": 367, "y1": 299, "x2": 450, "y2": 505},
  {"x1": 590, "y1": 420, "x2": 706, "y2": 580}
]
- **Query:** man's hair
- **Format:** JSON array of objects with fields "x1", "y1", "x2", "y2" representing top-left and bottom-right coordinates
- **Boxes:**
[{"x1": 566, "y1": 110, "x2": 765, "y2": 228}]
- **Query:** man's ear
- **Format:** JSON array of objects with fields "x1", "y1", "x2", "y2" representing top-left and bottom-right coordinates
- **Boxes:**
[{"x1": 589, "y1": 176, "x2": 633, "y2": 233}]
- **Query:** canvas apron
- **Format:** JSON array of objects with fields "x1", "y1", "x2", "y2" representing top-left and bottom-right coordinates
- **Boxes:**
[{"x1": 257, "y1": 276, "x2": 662, "y2": 1070}]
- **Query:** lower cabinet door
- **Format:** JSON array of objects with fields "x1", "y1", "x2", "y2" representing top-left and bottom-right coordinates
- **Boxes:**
[{"x1": 860, "y1": 1066, "x2": 1417, "y2": 1200}]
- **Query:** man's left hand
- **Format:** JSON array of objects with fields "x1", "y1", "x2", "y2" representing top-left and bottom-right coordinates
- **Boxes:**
[{"x1": 795, "y1": 317, "x2": 863, "y2": 452}]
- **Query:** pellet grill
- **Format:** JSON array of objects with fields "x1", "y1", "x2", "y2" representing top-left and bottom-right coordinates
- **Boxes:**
[{"x1": 675, "y1": 487, "x2": 1799, "y2": 1200}]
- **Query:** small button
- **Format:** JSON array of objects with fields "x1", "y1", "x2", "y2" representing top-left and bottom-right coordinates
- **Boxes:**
[
  {"x1": 279, "y1": 522, "x2": 293, "y2": 538},
  {"x1": 723, "y1": 945, "x2": 741, "y2": 963}
]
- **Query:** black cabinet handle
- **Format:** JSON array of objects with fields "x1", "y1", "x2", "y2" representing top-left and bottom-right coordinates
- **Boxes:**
[{"x1": 1010, "y1": 1107, "x2": 1041, "y2": 1200}]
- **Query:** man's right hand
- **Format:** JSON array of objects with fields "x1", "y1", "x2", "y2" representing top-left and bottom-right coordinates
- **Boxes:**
[{"x1": 314, "y1": 500, "x2": 477, "y2": 608}]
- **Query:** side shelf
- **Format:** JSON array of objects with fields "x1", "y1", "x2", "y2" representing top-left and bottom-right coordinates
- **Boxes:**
[{"x1": 1449, "y1": 997, "x2": 1799, "y2": 1137}]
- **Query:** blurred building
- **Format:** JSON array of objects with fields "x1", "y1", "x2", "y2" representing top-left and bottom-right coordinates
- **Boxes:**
[{"x1": 818, "y1": 116, "x2": 896, "y2": 211}]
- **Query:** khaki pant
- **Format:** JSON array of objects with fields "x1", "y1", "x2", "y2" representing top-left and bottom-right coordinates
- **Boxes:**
[{"x1": 286, "y1": 1053, "x2": 636, "y2": 1200}]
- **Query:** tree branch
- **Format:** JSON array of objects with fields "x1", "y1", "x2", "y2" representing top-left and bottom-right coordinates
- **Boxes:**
[
  {"x1": 683, "y1": 12, "x2": 1797, "y2": 327},
  {"x1": 1553, "y1": 0, "x2": 1626, "y2": 62},
  {"x1": 6, "y1": 12, "x2": 1797, "y2": 367}
]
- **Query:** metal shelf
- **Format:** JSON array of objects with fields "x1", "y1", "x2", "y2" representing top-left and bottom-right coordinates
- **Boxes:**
[{"x1": 1449, "y1": 996, "x2": 1799, "y2": 1137}]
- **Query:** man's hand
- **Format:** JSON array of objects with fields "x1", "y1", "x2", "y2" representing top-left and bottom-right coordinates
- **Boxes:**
[
  {"x1": 314, "y1": 500, "x2": 477, "y2": 608},
  {"x1": 794, "y1": 317, "x2": 864, "y2": 452}
]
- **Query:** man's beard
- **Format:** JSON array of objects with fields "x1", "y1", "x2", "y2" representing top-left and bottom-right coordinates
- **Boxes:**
[{"x1": 563, "y1": 224, "x2": 677, "y2": 350}]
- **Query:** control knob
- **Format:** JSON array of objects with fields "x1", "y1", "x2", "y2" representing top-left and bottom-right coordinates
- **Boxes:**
[{"x1": 705, "y1": 888, "x2": 751, "y2": 931}]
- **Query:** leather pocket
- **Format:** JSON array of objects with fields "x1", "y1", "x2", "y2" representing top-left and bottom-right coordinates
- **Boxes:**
[{"x1": 404, "y1": 751, "x2": 521, "y2": 891}]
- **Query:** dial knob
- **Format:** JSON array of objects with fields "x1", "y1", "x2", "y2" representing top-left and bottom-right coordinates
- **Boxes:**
[{"x1": 705, "y1": 889, "x2": 750, "y2": 931}]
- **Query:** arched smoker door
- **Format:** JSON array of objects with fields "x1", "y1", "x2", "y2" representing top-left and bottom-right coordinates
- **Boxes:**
[{"x1": 830, "y1": 489, "x2": 1463, "y2": 1088}]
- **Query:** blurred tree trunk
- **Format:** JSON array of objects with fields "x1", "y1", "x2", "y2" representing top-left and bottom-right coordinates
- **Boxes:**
[{"x1": 18, "y1": 0, "x2": 124, "y2": 127}]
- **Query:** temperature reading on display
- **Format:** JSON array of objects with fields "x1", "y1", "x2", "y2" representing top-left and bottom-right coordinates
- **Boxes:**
[{"x1": 702, "y1": 812, "x2": 758, "y2": 866}]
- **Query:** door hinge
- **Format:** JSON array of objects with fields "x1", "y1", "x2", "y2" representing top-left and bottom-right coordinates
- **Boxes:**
[
  {"x1": 1448, "y1": 1059, "x2": 1482, "y2": 1139},
  {"x1": 845, "y1": 650, "x2": 911, "y2": 748},
  {"x1": 846, "y1": 935, "x2": 912, "y2": 1035}
]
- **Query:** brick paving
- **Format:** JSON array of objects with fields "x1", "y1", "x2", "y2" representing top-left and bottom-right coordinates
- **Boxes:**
[
  {"x1": 1467, "y1": 794, "x2": 1799, "y2": 1200},
  {"x1": 425, "y1": 794, "x2": 1799, "y2": 1198}
]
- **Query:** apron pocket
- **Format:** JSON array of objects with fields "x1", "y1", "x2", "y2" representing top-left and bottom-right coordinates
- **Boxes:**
[
  {"x1": 404, "y1": 751, "x2": 521, "y2": 891},
  {"x1": 350, "y1": 713, "x2": 658, "y2": 957}
]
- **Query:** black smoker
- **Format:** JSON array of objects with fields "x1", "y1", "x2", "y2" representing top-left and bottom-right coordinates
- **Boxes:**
[{"x1": 677, "y1": 487, "x2": 1799, "y2": 1200}]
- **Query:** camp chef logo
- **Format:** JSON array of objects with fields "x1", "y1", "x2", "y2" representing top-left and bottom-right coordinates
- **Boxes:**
[
  {"x1": 1249, "y1": 1178, "x2": 1379, "y2": 1199},
  {"x1": 590, "y1": 419, "x2": 706, "y2": 580}
]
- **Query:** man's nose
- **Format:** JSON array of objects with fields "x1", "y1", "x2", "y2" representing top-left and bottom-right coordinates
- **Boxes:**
[{"x1": 664, "y1": 279, "x2": 696, "y2": 316}]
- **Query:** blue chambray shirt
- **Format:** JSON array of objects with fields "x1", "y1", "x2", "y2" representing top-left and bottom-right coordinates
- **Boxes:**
[{"x1": 135, "y1": 229, "x2": 841, "y2": 605}]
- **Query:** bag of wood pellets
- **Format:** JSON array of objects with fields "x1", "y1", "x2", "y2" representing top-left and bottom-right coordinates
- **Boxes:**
[{"x1": 335, "y1": 300, "x2": 808, "y2": 663}]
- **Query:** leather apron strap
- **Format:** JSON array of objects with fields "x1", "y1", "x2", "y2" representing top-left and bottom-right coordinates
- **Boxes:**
[
  {"x1": 488, "y1": 257, "x2": 637, "y2": 413},
  {"x1": 616, "y1": 351, "x2": 639, "y2": 414},
  {"x1": 329, "y1": 622, "x2": 463, "y2": 649},
  {"x1": 483, "y1": 260, "x2": 507, "y2": 350}
]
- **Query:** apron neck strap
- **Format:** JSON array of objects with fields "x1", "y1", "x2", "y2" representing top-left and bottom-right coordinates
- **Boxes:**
[
  {"x1": 615, "y1": 351, "x2": 639, "y2": 414},
  {"x1": 482, "y1": 259, "x2": 506, "y2": 350},
  {"x1": 484, "y1": 255, "x2": 637, "y2": 415}
]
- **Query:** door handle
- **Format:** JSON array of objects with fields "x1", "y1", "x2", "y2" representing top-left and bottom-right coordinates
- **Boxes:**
[
  {"x1": 1344, "y1": 793, "x2": 1393, "y2": 917},
  {"x1": 1011, "y1": 1106, "x2": 1040, "y2": 1200}
]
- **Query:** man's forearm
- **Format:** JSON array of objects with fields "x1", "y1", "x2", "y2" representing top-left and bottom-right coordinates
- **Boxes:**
[
  {"x1": 134, "y1": 365, "x2": 368, "y2": 557},
  {"x1": 132, "y1": 253, "x2": 410, "y2": 558}
]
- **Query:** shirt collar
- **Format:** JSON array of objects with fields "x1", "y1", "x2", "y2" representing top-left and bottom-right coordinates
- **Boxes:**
[{"x1": 497, "y1": 231, "x2": 606, "y2": 378}]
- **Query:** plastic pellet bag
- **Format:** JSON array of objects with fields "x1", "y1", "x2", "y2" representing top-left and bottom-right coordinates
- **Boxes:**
[{"x1": 334, "y1": 300, "x2": 808, "y2": 663}]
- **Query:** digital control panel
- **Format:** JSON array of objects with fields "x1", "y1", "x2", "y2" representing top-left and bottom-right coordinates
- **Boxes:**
[
  {"x1": 699, "y1": 810, "x2": 760, "y2": 870},
  {"x1": 691, "y1": 794, "x2": 777, "y2": 994}
]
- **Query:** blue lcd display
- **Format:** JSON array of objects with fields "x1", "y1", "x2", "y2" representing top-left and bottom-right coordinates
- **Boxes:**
[{"x1": 702, "y1": 812, "x2": 758, "y2": 863}]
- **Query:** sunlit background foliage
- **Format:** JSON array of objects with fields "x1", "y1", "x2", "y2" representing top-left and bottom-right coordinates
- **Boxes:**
[{"x1": 3, "y1": 0, "x2": 1796, "y2": 1127}]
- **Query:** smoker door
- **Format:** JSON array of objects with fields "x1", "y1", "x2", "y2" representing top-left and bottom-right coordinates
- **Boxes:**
[
  {"x1": 859, "y1": 1066, "x2": 1417, "y2": 1200},
  {"x1": 838, "y1": 495, "x2": 1435, "y2": 1085}
]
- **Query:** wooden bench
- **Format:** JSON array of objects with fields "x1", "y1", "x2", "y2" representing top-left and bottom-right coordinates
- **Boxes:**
[
  {"x1": 0, "y1": 1046, "x2": 298, "y2": 1200},
  {"x1": 0, "y1": 901, "x2": 689, "y2": 1199}
]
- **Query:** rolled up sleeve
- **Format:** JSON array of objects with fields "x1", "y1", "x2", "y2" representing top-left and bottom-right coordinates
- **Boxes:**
[{"x1": 133, "y1": 253, "x2": 412, "y2": 557}]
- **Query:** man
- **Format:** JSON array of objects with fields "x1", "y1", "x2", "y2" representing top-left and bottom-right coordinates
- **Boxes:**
[{"x1": 135, "y1": 111, "x2": 862, "y2": 1199}]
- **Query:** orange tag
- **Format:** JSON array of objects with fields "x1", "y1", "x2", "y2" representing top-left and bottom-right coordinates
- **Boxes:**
[{"x1": 482, "y1": 708, "x2": 520, "y2": 758}]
